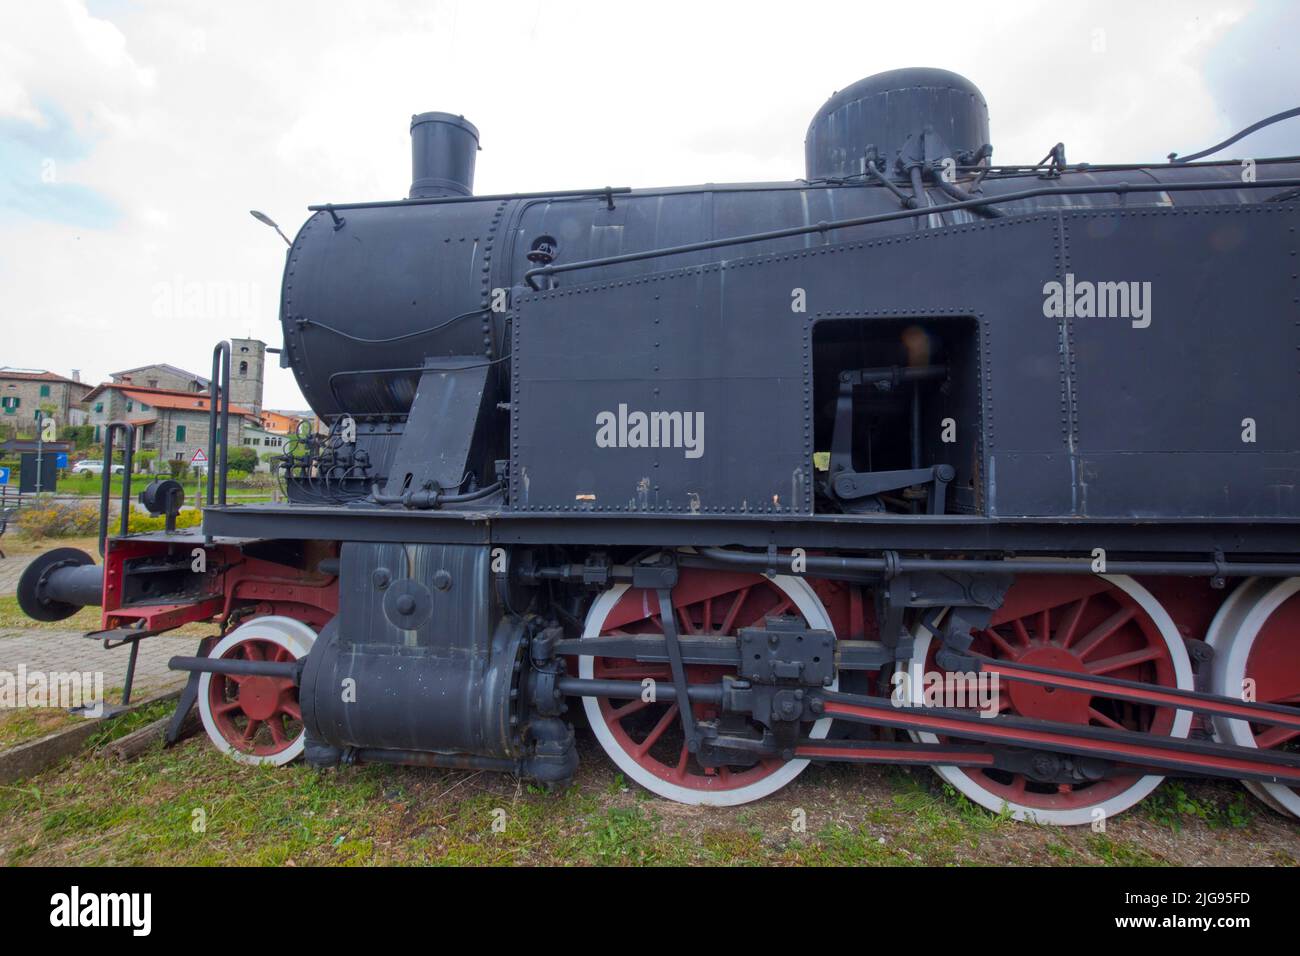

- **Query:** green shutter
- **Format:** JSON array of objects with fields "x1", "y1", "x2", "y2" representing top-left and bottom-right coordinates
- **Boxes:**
[
  {"x1": 176, "y1": 424, "x2": 186, "y2": 442},
  {"x1": 94, "y1": 402, "x2": 104, "y2": 413},
  {"x1": 39, "y1": 385, "x2": 50, "y2": 397}
]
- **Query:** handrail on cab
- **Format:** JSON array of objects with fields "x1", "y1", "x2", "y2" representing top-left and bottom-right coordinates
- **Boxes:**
[
  {"x1": 98, "y1": 421, "x2": 135, "y2": 557},
  {"x1": 207, "y1": 341, "x2": 231, "y2": 507}
]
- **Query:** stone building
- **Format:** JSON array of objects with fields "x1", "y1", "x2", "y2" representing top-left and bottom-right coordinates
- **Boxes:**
[
  {"x1": 82, "y1": 338, "x2": 266, "y2": 472},
  {"x1": 110, "y1": 363, "x2": 208, "y2": 393},
  {"x1": 0, "y1": 368, "x2": 94, "y2": 431},
  {"x1": 82, "y1": 383, "x2": 254, "y2": 470}
]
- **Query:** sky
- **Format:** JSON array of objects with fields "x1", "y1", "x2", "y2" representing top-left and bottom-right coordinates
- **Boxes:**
[{"x1": 1, "y1": 0, "x2": 1296, "y2": 412}]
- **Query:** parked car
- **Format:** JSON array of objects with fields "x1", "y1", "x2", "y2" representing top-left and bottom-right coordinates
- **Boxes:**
[{"x1": 71, "y1": 460, "x2": 125, "y2": 476}]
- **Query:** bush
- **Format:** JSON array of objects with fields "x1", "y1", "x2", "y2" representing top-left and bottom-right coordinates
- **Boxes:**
[
  {"x1": 135, "y1": 450, "x2": 158, "y2": 473},
  {"x1": 166, "y1": 460, "x2": 189, "y2": 480},
  {"x1": 60, "y1": 424, "x2": 94, "y2": 449},
  {"x1": 126, "y1": 508, "x2": 203, "y2": 533},
  {"x1": 227, "y1": 446, "x2": 259, "y2": 473},
  {"x1": 15, "y1": 501, "x2": 101, "y2": 540}
]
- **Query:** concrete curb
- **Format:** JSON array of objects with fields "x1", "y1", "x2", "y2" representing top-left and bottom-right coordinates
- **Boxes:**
[{"x1": 0, "y1": 689, "x2": 181, "y2": 785}]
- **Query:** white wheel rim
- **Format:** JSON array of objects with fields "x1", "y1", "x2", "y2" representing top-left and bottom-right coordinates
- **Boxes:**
[
  {"x1": 1207, "y1": 577, "x2": 1300, "y2": 818},
  {"x1": 198, "y1": 615, "x2": 316, "y2": 767},
  {"x1": 909, "y1": 575, "x2": 1193, "y2": 825},
  {"x1": 579, "y1": 570, "x2": 836, "y2": 806}
]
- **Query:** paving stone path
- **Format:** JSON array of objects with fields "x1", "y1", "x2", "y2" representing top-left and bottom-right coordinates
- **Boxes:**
[
  {"x1": 2, "y1": 553, "x2": 191, "y2": 703},
  {"x1": 0, "y1": 627, "x2": 194, "y2": 702}
]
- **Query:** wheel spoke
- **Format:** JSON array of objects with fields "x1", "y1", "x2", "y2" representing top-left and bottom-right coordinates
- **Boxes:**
[
  {"x1": 242, "y1": 719, "x2": 262, "y2": 741},
  {"x1": 1011, "y1": 619, "x2": 1032, "y2": 647},
  {"x1": 1057, "y1": 595, "x2": 1090, "y2": 647},
  {"x1": 674, "y1": 607, "x2": 697, "y2": 636},
  {"x1": 1085, "y1": 645, "x2": 1163, "y2": 675},
  {"x1": 633, "y1": 703, "x2": 679, "y2": 757},
  {"x1": 1072, "y1": 607, "x2": 1137, "y2": 659},
  {"x1": 1088, "y1": 706, "x2": 1127, "y2": 731},
  {"x1": 1255, "y1": 725, "x2": 1300, "y2": 750},
  {"x1": 673, "y1": 741, "x2": 690, "y2": 780},
  {"x1": 267, "y1": 717, "x2": 287, "y2": 745},
  {"x1": 719, "y1": 586, "x2": 752, "y2": 635},
  {"x1": 608, "y1": 698, "x2": 652, "y2": 721},
  {"x1": 279, "y1": 697, "x2": 302, "y2": 721},
  {"x1": 983, "y1": 627, "x2": 1018, "y2": 658}
]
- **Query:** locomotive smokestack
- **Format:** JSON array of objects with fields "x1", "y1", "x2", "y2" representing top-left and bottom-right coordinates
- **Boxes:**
[{"x1": 409, "y1": 112, "x2": 479, "y2": 198}]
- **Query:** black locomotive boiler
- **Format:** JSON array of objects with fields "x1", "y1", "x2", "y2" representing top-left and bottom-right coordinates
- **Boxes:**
[{"x1": 20, "y1": 67, "x2": 1300, "y2": 824}]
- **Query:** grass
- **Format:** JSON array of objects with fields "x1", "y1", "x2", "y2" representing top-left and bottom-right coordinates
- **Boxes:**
[
  {"x1": 0, "y1": 707, "x2": 84, "y2": 748},
  {"x1": 3, "y1": 733, "x2": 1292, "y2": 867},
  {"x1": 0, "y1": 595, "x2": 101, "y2": 631}
]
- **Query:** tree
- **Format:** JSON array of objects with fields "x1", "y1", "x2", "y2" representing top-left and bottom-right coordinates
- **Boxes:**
[{"x1": 227, "y1": 446, "x2": 259, "y2": 473}]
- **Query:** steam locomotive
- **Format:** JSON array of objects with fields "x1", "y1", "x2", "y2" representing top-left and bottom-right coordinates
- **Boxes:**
[{"x1": 19, "y1": 68, "x2": 1300, "y2": 824}]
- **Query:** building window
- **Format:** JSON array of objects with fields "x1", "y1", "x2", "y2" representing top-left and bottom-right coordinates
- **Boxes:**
[
  {"x1": 147, "y1": 379, "x2": 158, "y2": 388},
  {"x1": 176, "y1": 425, "x2": 186, "y2": 443},
  {"x1": 94, "y1": 402, "x2": 104, "y2": 413},
  {"x1": 94, "y1": 425, "x2": 101, "y2": 442},
  {"x1": 243, "y1": 437, "x2": 251, "y2": 445},
  {"x1": 125, "y1": 401, "x2": 133, "y2": 412},
  {"x1": 139, "y1": 402, "x2": 149, "y2": 411},
  {"x1": 1, "y1": 396, "x2": 18, "y2": 414},
  {"x1": 40, "y1": 385, "x2": 50, "y2": 397},
  {"x1": 239, "y1": 360, "x2": 249, "y2": 375}
]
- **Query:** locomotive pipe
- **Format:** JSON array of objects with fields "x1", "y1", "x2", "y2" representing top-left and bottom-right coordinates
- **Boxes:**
[
  {"x1": 309, "y1": 185, "x2": 632, "y2": 212},
  {"x1": 908, "y1": 165, "x2": 928, "y2": 230},
  {"x1": 523, "y1": 175, "x2": 1300, "y2": 288},
  {"x1": 863, "y1": 160, "x2": 915, "y2": 206},
  {"x1": 693, "y1": 547, "x2": 1300, "y2": 578},
  {"x1": 368, "y1": 480, "x2": 503, "y2": 510},
  {"x1": 932, "y1": 174, "x2": 1005, "y2": 216},
  {"x1": 555, "y1": 677, "x2": 725, "y2": 703},
  {"x1": 168, "y1": 656, "x2": 303, "y2": 680}
]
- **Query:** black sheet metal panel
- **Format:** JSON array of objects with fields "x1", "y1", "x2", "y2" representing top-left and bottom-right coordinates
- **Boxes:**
[
  {"x1": 381, "y1": 358, "x2": 492, "y2": 497},
  {"x1": 1062, "y1": 204, "x2": 1299, "y2": 517},
  {"x1": 512, "y1": 212, "x2": 1063, "y2": 516},
  {"x1": 512, "y1": 201, "x2": 1299, "y2": 520},
  {"x1": 512, "y1": 266, "x2": 812, "y2": 516}
]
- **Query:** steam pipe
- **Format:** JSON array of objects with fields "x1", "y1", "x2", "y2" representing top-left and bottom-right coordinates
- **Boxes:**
[
  {"x1": 693, "y1": 547, "x2": 1300, "y2": 578},
  {"x1": 933, "y1": 175, "x2": 1005, "y2": 217},
  {"x1": 369, "y1": 481, "x2": 503, "y2": 510}
]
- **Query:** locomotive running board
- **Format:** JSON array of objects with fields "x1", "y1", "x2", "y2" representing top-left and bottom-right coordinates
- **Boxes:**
[{"x1": 816, "y1": 691, "x2": 1300, "y2": 785}]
